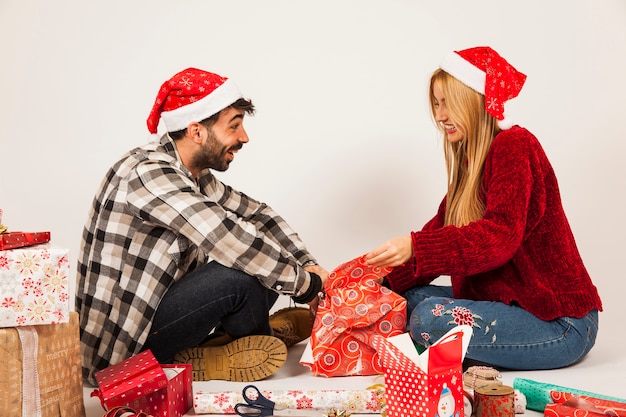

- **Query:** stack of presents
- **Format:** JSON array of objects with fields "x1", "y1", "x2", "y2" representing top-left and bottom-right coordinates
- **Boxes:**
[
  {"x1": 0, "y1": 210, "x2": 192, "y2": 417},
  {"x1": 2, "y1": 209, "x2": 625, "y2": 417}
]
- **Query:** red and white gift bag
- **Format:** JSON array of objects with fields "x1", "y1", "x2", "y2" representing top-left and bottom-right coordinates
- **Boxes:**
[
  {"x1": 371, "y1": 325, "x2": 472, "y2": 417},
  {"x1": 300, "y1": 255, "x2": 407, "y2": 377}
]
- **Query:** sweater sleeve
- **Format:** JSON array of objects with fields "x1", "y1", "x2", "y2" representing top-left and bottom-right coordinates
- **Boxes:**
[
  {"x1": 391, "y1": 127, "x2": 544, "y2": 284},
  {"x1": 413, "y1": 128, "x2": 538, "y2": 277}
]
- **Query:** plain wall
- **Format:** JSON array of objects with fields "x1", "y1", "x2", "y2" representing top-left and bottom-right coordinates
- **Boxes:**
[{"x1": 1, "y1": 1, "x2": 624, "y2": 347}]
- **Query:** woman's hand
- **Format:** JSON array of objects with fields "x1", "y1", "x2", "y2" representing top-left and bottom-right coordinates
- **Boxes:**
[{"x1": 364, "y1": 235, "x2": 413, "y2": 268}]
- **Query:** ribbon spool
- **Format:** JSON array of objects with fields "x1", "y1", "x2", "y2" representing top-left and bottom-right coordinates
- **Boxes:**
[{"x1": 474, "y1": 383, "x2": 515, "y2": 417}]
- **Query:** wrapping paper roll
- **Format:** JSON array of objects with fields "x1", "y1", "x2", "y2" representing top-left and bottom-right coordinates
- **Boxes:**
[
  {"x1": 194, "y1": 388, "x2": 384, "y2": 414},
  {"x1": 475, "y1": 384, "x2": 515, "y2": 417},
  {"x1": 513, "y1": 378, "x2": 626, "y2": 412}
]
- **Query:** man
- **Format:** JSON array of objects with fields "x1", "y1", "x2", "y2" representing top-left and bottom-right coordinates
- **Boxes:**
[{"x1": 76, "y1": 68, "x2": 328, "y2": 386}]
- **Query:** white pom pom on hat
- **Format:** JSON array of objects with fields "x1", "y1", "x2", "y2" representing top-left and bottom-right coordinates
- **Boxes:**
[{"x1": 439, "y1": 46, "x2": 527, "y2": 130}]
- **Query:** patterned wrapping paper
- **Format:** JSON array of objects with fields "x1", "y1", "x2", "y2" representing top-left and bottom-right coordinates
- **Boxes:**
[
  {"x1": 0, "y1": 244, "x2": 70, "y2": 327},
  {"x1": 544, "y1": 391, "x2": 626, "y2": 417},
  {"x1": 193, "y1": 388, "x2": 385, "y2": 414},
  {"x1": 301, "y1": 255, "x2": 407, "y2": 377},
  {"x1": 0, "y1": 312, "x2": 86, "y2": 417},
  {"x1": 512, "y1": 378, "x2": 626, "y2": 412}
]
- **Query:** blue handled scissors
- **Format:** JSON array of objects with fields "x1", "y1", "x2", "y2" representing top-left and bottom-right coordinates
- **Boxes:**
[{"x1": 234, "y1": 385, "x2": 320, "y2": 417}]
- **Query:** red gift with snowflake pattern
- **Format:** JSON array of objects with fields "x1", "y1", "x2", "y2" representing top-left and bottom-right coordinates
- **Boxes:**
[{"x1": 0, "y1": 245, "x2": 70, "y2": 328}]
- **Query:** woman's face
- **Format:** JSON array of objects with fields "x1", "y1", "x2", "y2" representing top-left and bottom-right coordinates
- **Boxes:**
[{"x1": 433, "y1": 80, "x2": 465, "y2": 143}]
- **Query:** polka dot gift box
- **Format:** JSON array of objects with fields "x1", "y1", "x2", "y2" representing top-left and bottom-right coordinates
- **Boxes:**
[
  {"x1": 371, "y1": 325, "x2": 473, "y2": 417},
  {"x1": 92, "y1": 349, "x2": 193, "y2": 417}
]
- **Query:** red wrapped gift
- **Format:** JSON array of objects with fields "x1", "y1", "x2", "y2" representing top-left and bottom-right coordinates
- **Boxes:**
[
  {"x1": 0, "y1": 231, "x2": 51, "y2": 250},
  {"x1": 92, "y1": 350, "x2": 193, "y2": 417},
  {"x1": 544, "y1": 391, "x2": 626, "y2": 417},
  {"x1": 300, "y1": 255, "x2": 407, "y2": 377}
]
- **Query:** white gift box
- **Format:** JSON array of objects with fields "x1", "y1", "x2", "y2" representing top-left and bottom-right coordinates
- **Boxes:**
[{"x1": 0, "y1": 244, "x2": 70, "y2": 327}]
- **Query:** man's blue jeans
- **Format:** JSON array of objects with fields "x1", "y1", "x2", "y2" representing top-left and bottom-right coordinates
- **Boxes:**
[
  {"x1": 143, "y1": 261, "x2": 278, "y2": 363},
  {"x1": 404, "y1": 285, "x2": 599, "y2": 370}
]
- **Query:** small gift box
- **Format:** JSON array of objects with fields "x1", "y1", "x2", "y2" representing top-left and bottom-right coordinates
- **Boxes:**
[
  {"x1": 0, "y1": 245, "x2": 70, "y2": 327},
  {"x1": 0, "y1": 312, "x2": 86, "y2": 416},
  {"x1": 463, "y1": 366, "x2": 502, "y2": 392},
  {"x1": 0, "y1": 231, "x2": 51, "y2": 250},
  {"x1": 93, "y1": 349, "x2": 193, "y2": 417},
  {"x1": 544, "y1": 391, "x2": 626, "y2": 417}
]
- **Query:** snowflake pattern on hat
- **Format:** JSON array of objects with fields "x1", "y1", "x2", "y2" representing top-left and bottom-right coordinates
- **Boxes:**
[
  {"x1": 440, "y1": 46, "x2": 527, "y2": 129},
  {"x1": 146, "y1": 68, "x2": 242, "y2": 134}
]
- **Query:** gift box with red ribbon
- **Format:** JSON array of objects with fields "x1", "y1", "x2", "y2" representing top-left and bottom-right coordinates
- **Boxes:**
[{"x1": 92, "y1": 349, "x2": 193, "y2": 417}]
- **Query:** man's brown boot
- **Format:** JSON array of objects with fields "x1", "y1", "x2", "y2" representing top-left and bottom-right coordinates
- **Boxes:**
[
  {"x1": 173, "y1": 335, "x2": 287, "y2": 381},
  {"x1": 269, "y1": 306, "x2": 313, "y2": 348}
]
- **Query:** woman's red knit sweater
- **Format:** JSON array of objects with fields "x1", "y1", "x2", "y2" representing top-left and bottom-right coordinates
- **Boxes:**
[{"x1": 386, "y1": 126, "x2": 602, "y2": 320}]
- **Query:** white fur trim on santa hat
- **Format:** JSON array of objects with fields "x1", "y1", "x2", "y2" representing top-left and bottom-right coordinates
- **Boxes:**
[
  {"x1": 160, "y1": 78, "x2": 243, "y2": 132},
  {"x1": 440, "y1": 51, "x2": 486, "y2": 95},
  {"x1": 497, "y1": 114, "x2": 514, "y2": 130}
]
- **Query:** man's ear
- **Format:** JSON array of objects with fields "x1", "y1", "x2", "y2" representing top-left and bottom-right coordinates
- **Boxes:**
[{"x1": 186, "y1": 122, "x2": 204, "y2": 144}]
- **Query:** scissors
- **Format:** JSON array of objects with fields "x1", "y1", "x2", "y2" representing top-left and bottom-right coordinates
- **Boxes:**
[{"x1": 234, "y1": 385, "x2": 321, "y2": 417}]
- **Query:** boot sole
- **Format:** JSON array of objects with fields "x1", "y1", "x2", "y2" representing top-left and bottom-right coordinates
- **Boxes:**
[{"x1": 173, "y1": 335, "x2": 287, "y2": 381}]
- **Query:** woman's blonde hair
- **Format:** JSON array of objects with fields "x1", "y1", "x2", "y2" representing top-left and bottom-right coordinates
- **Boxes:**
[{"x1": 429, "y1": 69, "x2": 501, "y2": 227}]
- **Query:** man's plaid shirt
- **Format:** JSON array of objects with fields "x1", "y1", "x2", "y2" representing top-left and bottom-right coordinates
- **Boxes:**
[{"x1": 76, "y1": 135, "x2": 317, "y2": 385}]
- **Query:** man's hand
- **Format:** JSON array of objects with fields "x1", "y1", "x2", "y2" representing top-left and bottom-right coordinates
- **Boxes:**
[
  {"x1": 304, "y1": 264, "x2": 329, "y2": 287},
  {"x1": 304, "y1": 264, "x2": 329, "y2": 323}
]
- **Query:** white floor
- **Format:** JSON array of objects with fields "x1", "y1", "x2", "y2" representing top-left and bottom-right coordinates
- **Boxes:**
[{"x1": 82, "y1": 332, "x2": 626, "y2": 417}]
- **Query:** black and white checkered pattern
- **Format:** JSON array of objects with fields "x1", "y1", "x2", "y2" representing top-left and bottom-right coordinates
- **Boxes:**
[{"x1": 76, "y1": 135, "x2": 316, "y2": 385}]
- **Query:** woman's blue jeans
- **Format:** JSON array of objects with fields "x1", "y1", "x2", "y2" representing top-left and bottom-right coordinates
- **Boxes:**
[
  {"x1": 404, "y1": 285, "x2": 599, "y2": 370},
  {"x1": 143, "y1": 261, "x2": 278, "y2": 363}
]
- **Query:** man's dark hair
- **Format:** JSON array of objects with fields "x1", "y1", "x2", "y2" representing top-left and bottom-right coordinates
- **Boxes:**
[{"x1": 168, "y1": 98, "x2": 255, "y2": 141}]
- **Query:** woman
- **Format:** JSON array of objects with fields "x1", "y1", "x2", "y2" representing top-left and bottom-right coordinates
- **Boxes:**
[{"x1": 365, "y1": 46, "x2": 602, "y2": 370}]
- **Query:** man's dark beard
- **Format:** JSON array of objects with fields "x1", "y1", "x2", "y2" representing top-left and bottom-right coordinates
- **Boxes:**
[{"x1": 192, "y1": 129, "x2": 241, "y2": 172}]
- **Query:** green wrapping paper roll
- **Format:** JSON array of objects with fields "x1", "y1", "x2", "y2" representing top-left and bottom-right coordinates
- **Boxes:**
[{"x1": 512, "y1": 377, "x2": 626, "y2": 411}]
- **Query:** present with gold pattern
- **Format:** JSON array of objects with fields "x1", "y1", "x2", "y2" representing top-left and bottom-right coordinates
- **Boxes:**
[{"x1": 0, "y1": 245, "x2": 70, "y2": 328}]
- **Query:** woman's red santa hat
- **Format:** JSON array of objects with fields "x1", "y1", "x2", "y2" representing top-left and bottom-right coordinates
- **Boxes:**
[
  {"x1": 146, "y1": 68, "x2": 243, "y2": 135},
  {"x1": 439, "y1": 46, "x2": 527, "y2": 130}
]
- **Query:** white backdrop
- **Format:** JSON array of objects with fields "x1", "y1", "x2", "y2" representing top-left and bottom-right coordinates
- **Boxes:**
[{"x1": 1, "y1": 1, "x2": 624, "y2": 347}]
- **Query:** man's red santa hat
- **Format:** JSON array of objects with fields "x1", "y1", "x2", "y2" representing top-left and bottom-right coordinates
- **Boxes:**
[{"x1": 146, "y1": 68, "x2": 243, "y2": 134}]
